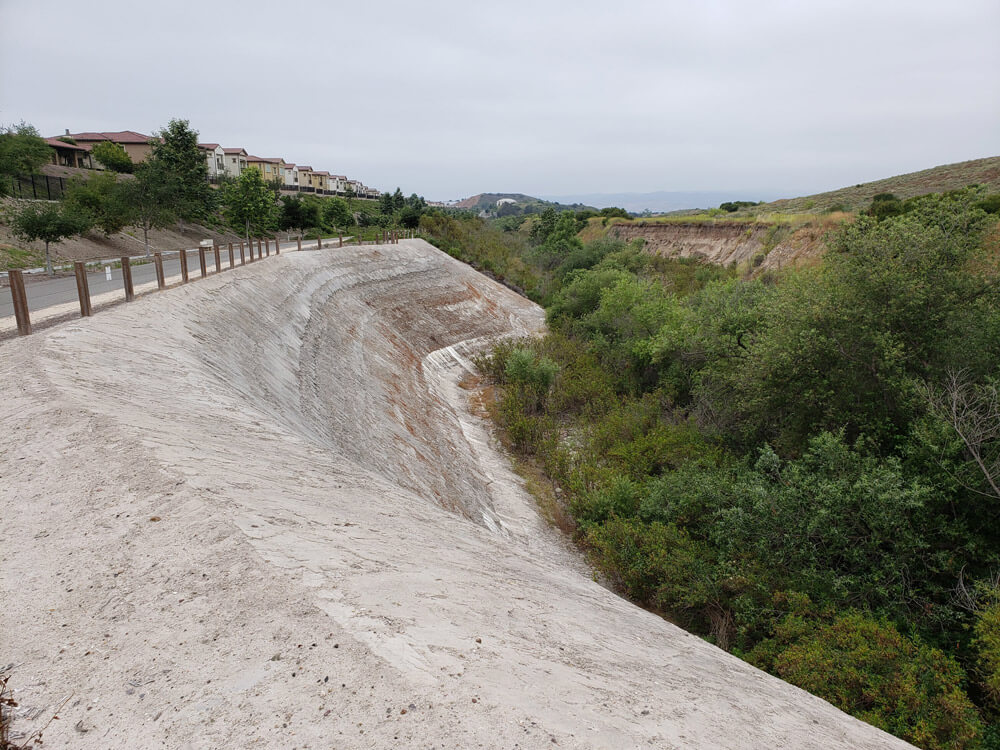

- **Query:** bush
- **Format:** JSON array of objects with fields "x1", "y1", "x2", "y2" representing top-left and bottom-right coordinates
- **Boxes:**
[
  {"x1": 750, "y1": 610, "x2": 983, "y2": 750},
  {"x1": 974, "y1": 597, "x2": 1000, "y2": 710},
  {"x1": 505, "y1": 347, "x2": 558, "y2": 413}
]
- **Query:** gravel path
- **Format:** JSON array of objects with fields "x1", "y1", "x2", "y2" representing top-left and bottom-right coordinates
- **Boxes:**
[{"x1": 0, "y1": 240, "x2": 913, "y2": 748}]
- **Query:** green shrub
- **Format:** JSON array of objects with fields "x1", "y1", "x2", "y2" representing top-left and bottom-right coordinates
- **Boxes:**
[
  {"x1": 974, "y1": 598, "x2": 1000, "y2": 710},
  {"x1": 504, "y1": 347, "x2": 559, "y2": 413},
  {"x1": 750, "y1": 610, "x2": 983, "y2": 750}
]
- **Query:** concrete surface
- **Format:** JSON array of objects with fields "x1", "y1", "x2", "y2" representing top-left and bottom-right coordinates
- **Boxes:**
[{"x1": 0, "y1": 240, "x2": 913, "y2": 748}]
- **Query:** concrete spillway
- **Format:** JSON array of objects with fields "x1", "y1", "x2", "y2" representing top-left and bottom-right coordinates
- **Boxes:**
[{"x1": 0, "y1": 240, "x2": 912, "y2": 748}]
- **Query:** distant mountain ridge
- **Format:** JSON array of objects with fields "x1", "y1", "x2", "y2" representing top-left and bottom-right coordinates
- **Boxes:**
[
  {"x1": 459, "y1": 156, "x2": 1000, "y2": 216},
  {"x1": 454, "y1": 192, "x2": 594, "y2": 212}
]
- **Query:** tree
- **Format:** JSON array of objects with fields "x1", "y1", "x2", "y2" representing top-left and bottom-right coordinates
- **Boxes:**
[
  {"x1": 222, "y1": 167, "x2": 277, "y2": 241},
  {"x1": 279, "y1": 195, "x2": 320, "y2": 232},
  {"x1": 9, "y1": 199, "x2": 91, "y2": 275},
  {"x1": 379, "y1": 191, "x2": 394, "y2": 216},
  {"x1": 392, "y1": 187, "x2": 405, "y2": 212},
  {"x1": 89, "y1": 141, "x2": 134, "y2": 173},
  {"x1": 344, "y1": 185, "x2": 356, "y2": 209},
  {"x1": 147, "y1": 118, "x2": 214, "y2": 220},
  {"x1": 0, "y1": 122, "x2": 52, "y2": 192},
  {"x1": 925, "y1": 370, "x2": 1000, "y2": 501},
  {"x1": 118, "y1": 161, "x2": 178, "y2": 256},
  {"x1": 64, "y1": 172, "x2": 131, "y2": 235},
  {"x1": 323, "y1": 197, "x2": 353, "y2": 229}
]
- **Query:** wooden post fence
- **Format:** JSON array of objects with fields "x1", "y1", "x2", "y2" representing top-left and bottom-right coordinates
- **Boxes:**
[
  {"x1": 228, "y1": 243, "x2": 235, "y2": 268},
  {"x1": 339, "y1": 233, "x2": 343, "y2": 248},
  {"x1": 121, "y1": 256, "x2": 134, "y2": 302},
  {"x1": 154, "y1": 252, "x2": 165, "y2": 290},
  {"x1": 8, "y1": 269, "x2": 30, "y2": 336},
  {"x1": 297, "y1": 237, "x2": 302, "y2": 252},
  {"x1": 180, "y1": 248, "x2": 189, "y2": 283},
  {"x1": 198, "y1": 246, "x2": 207, "y2": 278},
  {"x1": 239, "y1": 242, "x2": 246, "y2": 265},
  {"x1": 74, "y1": 261, "x2": 92, "y2": 317},
  {"x1": 213, "y1": 244, "x2": 222, "y2": 273}
]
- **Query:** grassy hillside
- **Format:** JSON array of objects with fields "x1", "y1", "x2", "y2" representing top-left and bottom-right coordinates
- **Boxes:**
[{"x1": 746, "y1": 156, "x2": 1000, "y2": 215}]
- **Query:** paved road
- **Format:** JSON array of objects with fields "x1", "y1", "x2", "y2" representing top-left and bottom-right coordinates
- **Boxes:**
[{"x1": 1, "y1": 239, "x2": 322, "y2": 319}]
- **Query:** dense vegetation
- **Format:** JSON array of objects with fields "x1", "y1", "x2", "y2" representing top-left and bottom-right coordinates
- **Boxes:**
[{"x1": 422, "y1": 187, "x2": 1000, "y2": 749}]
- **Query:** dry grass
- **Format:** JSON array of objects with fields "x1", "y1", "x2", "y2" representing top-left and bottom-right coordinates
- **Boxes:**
[
  {"x1": 748, "y1": 156, "x2": 1000, "y2": 215},
  {"x1": 1, "y1": 672, "x2": 73, "y2": 749}
]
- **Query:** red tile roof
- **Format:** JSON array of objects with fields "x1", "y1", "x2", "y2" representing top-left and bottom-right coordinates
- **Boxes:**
[
  {"x1": 199, "y1": 143, "x2": 221, "y2": 149},
  {"x1": 67, "y1": 130, "x2": 153, "y2": 144},
  {"x1": 222, "y1": 147, "x2": 247, "y2": 155},
  {"x1": 44, "y1": 137, "x2": 91, "y2": 152}
]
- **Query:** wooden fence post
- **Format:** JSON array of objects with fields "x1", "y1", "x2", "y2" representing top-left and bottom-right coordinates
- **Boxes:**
[
  {"x1": 74, "y1": 261, "x2": 92, "y2": 317},
  {"x1": 297, "y1": 237, "x2": 302, "y2": 252},
  {"x1": 228, "y1": 243, "x2": 235, "y2": 268},
  {"x1": 275, "y1": 238, "x2": 280, "y2": 254},
  {"x1": 198, "y1": 246, "x2": 207, "y2": 278},
  {"x1": 121, "y1": 256, "x2": 134, "y2": 302},
  {"x1": 8, "y1": 269, "x2": 30, "y2": 336},
  {"x1": 179, "y1": 248, "x2": 189, "y2": 283},
  {"x1": 265, "y1": 239, "x2": 271, "y2": 257},
  {"x1": 339, "y1": 233, "x2": 343, "y2": 248},
  {"x1": 213, "y1": 244, "x2": 222, "y2": 272},
  {"x1": 154, "y1": 252, "x2": 165, "y2": 290},
  {"x1": 239, "y1": 242, "x2": 246, "y2": 265}
]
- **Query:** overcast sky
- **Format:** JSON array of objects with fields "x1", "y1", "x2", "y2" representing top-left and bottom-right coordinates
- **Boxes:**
[{"x1": 1, "y1": 0, "x2": 997, "y2": 202}]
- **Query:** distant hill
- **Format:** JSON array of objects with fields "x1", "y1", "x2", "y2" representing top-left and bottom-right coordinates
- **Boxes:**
[
  {"x1": 453, "y1": 193, "x2": 594, "y2": 217},
  {"x1": 751, "y1": 156, "x2": 1000, "y2": 215}
]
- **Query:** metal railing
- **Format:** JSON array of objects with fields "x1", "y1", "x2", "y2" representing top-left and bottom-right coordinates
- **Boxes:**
[
  {"x1": 8, "y1": 174, "x2": 68, "y2": 200},
  {"x1": 4, "y1": 231, "x2": 417, "y2": 337}
]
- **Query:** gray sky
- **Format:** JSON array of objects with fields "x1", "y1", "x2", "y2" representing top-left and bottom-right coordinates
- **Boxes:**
[{"x1": 2, "y1": 0, "x2": 997, "y2": 202}]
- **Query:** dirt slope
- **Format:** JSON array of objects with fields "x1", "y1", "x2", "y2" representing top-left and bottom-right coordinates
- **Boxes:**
[
  {"x1": 0, "y1": 240, "x2": 913, "y2": 748},
  {"x1": 610, "y1": 220, "x2": 832, "y2": 270}
]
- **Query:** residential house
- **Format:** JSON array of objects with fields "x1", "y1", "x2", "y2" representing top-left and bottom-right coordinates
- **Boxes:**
[
  {"x1": 330, "y1": 174, "x2": 348, "y2": 195},
  {"x1": 64, "y1": 130, "x2": 155, "y2": 163},
  {"x1": 283, "y1": 163, "x2": 300, "y2": 190},
  {"x1": 222, "y1": 148, "x2": 248, "y2": 178},
  {"x1": 45, "y1": 137, "x2": 94, "y2": 169},
  {"x1": 198, "y1": 143, "x2": 226, "y2": 179},
  {"x1": 345, "y1": 179, "x2": 361, "y2": 196},
  {"x1": 246, "y1": 156, "x2": 283, "y2": 185},
  {"x1": 297, "y1": 166, "x2": 314, "y2": 192},
  {"x1": 310, "y1": 170, "x2": 330, "y2": 194}
]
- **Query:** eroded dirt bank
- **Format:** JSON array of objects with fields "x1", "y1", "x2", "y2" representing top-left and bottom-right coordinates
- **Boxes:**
[
  {"x1": 610, "y1": 220, "x2": 830, "y2": 270},
  {"x1": 0, "y1": 240, "x2": 912, "y2": 748}
]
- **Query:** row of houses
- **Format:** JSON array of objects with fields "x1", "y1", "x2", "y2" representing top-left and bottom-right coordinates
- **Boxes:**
[{"x1": 45, "y1": 129, "x2": 380, "y2": 199}]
